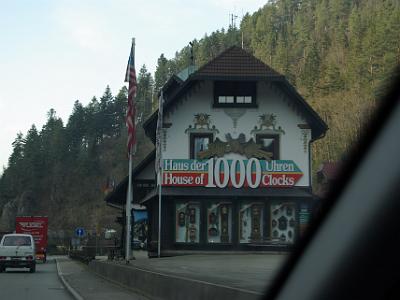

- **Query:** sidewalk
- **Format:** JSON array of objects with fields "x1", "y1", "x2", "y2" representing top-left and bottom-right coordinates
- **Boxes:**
[
  {"x1": 89, "y1": 252, "x2": 288, "y2": 300},
  {"x1": 56, "y1": 256, "x2": 150, "y2": 300}
]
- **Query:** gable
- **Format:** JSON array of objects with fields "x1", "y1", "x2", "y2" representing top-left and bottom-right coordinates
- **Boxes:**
[{"x1": 144, "y1": 46, "x2": 327, "y2": 142}]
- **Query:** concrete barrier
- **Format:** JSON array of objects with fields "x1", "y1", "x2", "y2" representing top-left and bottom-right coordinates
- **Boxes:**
[{"x1": 89, "y1": 260, "x2": 263, "y2": 300}]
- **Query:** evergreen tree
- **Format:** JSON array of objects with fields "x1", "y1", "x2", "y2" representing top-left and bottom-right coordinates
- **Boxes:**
[
  {"x1": 154, "y1": 54, "x2": 169, "y2": 96},
  {"x1": 66, "y1": 100, "x2": 86, "y2": 158},
  {"x1": 113, "y1": 86, "x2": 128, "y2": 137},
  {"x1": 136, "y1": 65, "x2": 154, "y2": 121},
  {"x1": 23, "y1": 124, "x2": 44, "y2": 191},
  {"x1": 99, "y1": 86, "x2": 114, "y2": 138},
  {"x1": 85, "y1": 97, "x2": 101, "y2": 153}
]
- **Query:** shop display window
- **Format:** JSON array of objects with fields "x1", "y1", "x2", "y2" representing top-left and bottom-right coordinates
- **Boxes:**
[
  {"x1": 207, "y1": 202, "x2": 232, "y2": 243},
  {"x1": 175, "y1": 201, "x2": 200, "y2": 243},
  {"x1": 270, "y1": 202, "x2": 296, "y2": 243},
  {"x1": 239, "y1": 202, "x2": 265, "y2": 243}
]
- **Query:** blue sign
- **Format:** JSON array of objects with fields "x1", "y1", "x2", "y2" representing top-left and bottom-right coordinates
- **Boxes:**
[
  {"x1": 132, "y1": 210, "x2": 148, "y2": 223},
  {"x1": 75, "y1": 227, "x2": 85, "y2": 237}
]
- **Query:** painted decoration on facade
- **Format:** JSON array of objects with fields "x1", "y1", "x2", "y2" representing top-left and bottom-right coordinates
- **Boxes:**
[
  {"x1": 162, "y1": 158, "x2": 303, "y2": 188},
  {"x1": 301, "y1": 129, "x2": 309, "y2": 153},
  {"x1": 250, "y1": 113, "x2": 285, "y2": 135},
  {"x1": 185, "y1": 113, "x2": 220, "y2": 135},
  {"x1": 223, "y1": 108, "x2": 246, "y2": 131}
]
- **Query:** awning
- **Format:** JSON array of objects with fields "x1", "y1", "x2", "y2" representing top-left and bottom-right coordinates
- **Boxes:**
[
  {"x1": 104, "y1": 150, "x2": 156, "y2": 208},
  {"x1": 140, "y1": 186, "x2": 313, "y2": 204}
]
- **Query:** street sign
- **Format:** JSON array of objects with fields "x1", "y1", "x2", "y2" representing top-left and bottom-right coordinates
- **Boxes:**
[{"x1": 75, "y1": 227, "x2": 85, "y2": 237}]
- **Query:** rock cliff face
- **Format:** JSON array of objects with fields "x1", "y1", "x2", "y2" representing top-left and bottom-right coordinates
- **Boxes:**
[{"x1": 0, "y1": 191, "x2": 36, "y2": 231}]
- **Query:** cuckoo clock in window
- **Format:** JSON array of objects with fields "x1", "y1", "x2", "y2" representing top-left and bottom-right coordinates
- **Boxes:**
[
  {"x1": 175, "y1": 202, "x2": 200, "y2": 243},
  {"x1": 207, "y1": 202, "x2": 232, "y2": 243},
  {"x1": 239, "y1": 202, "x2": 264, "y2": 243},
  {"x1": 270, "y1": 203, "x2": 296, "y2": 243}
]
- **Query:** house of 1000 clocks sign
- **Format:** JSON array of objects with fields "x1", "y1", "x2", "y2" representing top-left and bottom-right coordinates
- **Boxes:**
[{"x1": 162, "y1": 158, "x2": 303, "y2": 188}]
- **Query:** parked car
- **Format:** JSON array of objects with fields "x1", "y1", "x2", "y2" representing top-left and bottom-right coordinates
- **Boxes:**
[{"x1": 0, "y1": 233, "x2": 36, "y2": 273}]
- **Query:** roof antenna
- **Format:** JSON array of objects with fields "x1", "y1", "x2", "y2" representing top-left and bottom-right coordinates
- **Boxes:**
[
  {"x1": 188, "y1": 41, "x2": 195, "y2": 76},
  {"x1": 189, "y1": 41, "x2": 194, "y2": 66}
]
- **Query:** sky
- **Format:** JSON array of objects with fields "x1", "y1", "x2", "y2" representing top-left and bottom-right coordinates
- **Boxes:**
[{"x1": 0, "y1": 0, "x2": 267, "y2": 171}]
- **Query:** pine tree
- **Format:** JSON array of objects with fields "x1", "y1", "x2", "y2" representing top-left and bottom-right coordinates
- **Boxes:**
[
  {"x1": 154, "y1": 54, "x2": 169, "y2": 96},
  {"x1": 113, "y1": 87, "x2": 128, "y2": 137},
  {"x1": 99, "y1": 86, "x2": 114, "y2": 139},
  {"x1": 66, "y1": 100, "x2": 86, "y2": 158},
  {"x1": 23, "y1": 124, "x2": 44, "y2": 191},
  {"x1": 136, "y1": 65, "x2": 154, "y2": 122}
]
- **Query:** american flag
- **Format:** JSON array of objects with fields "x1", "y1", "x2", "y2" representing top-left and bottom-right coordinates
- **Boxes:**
[{"x1": 125, "y1": 39, "x2": 137, "y2": 154}]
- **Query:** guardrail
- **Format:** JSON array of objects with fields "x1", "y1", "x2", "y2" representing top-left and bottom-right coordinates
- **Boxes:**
[
  {"x1": 69, "y1": 246, "x2": 96, "y2": 263},
  {"x1": 69, "y1": 245, "x2": 123, "y2": 263}
]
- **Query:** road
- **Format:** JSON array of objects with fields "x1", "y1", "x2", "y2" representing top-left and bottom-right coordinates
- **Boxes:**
[{"x1": 0, "y1": 257, "x2": 72, "y2": 300}]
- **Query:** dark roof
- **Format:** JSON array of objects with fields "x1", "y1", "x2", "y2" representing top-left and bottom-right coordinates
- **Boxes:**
[
  {"x1": 104, "y1": 150, "x2": 156, "y2": 207},
  {"x1": 193, "y1": 46, "x2": 282, "y2": 79},
  {"x1": 160, "y1": 74, "x2": 183, "y2": 98}
]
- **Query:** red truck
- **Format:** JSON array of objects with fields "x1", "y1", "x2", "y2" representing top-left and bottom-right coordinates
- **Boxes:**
[{"x1": 15, "y1": 216, "x2": 48, "y2": 262}]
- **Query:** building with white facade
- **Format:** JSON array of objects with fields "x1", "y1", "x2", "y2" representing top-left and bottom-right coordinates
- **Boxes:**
[{"x1": 106, "y1": 46, "x2": 327, "y2": 256}]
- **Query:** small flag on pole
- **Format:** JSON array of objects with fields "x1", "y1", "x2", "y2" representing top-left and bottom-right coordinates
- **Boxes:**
[
  {"x1": 125, "y1": 39, "x2": 137, "y2": 154},
  {"x1": 155, "y1": 90, "x2": 164, "y2": 258},
  {"x1": 155, "y1": 91, "x2": 164, "y2": 185}
]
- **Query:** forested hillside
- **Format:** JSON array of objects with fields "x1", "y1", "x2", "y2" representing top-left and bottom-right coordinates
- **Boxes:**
[
  {"x1": 0, "y1": 68, "x2": 154, "y2": 231},
  {"x1": 1, "y1": 0, "x2": 399, "y2": 232},
  {"x1": 154, "y1": 0, "x2": 399, "y2": 168}
]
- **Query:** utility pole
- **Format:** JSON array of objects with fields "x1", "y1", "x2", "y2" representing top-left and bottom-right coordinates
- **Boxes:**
[{"x1": 230, "y1": 13, "x2": 238, "y2": 28}]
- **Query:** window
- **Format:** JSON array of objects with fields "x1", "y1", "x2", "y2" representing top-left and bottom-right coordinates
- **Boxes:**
[
  {"x1": 214, "y1": 81, "x2": 257, "y2": 107},
  {"x1": 190, "y1": 133, "x2": 213, "y2": 159},
  {"x1": 239, "y1": 202, "x2": 265, "y2": 243},
  {"x1": 207, "y1": 202, "x2": 232, "y2": 243},
  {"x1": 256, "y1": 134, "x2": 280, "y2": 160},
  {"x1": 3, "y1": 236, "x2": 31, "y2": 246},
  {"x1": 270, "y1": 202, "x2": 296, "y2": 244},
  {"x1": 175, "y1": 201, "x2": 200, "y2": 243}
]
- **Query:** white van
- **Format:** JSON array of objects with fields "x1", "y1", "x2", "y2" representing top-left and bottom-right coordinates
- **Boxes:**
[{"x1": 0, "y1": 233, "x2": 36, "y2": 273}]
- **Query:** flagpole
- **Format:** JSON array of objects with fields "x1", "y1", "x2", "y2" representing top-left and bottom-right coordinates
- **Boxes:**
[
  {"x1": 158, "y1": 159, "x2": 162, "y2": 258},
  {"x1": 156, "y1": 91, "x2": 164, "y2": 258},
  {"x1": 125, "y1": 37, "x2": 136, "y2": 263},
  {"x1": 126, "y1": 149, "x2": 133, "y2": 262}
]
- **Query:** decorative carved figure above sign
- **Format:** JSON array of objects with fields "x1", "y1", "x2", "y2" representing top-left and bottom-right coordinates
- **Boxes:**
[{"x1": 197, "y1": 133, "x2": 273, "y2": 160}]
